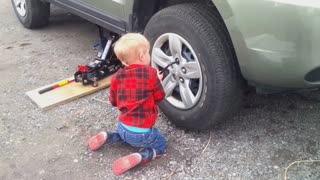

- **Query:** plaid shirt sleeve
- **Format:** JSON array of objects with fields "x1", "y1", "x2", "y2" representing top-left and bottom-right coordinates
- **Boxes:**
[
  {"x1": 109, "y1": 74, "x2": 117, "y2": 107},
  {"x1": 153, "y1": 71, "x2": 165, "y2": 103}
]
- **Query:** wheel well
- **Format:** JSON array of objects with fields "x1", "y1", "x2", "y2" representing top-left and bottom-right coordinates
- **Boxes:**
[
  {"x1": 131, "y1": 0, "x2": 246, "y2": 88},
  {"x1": 131, "y1": 0, "x2": 217, "y2": 32}
]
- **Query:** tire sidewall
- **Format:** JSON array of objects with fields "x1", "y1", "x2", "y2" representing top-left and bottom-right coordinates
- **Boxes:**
[
  {"x1": 12, "y1": 0, "x2": 50, "y2": 28},
  {"x1": 11, "y1": 0, "x2": 32, "y2": 27},
  {"x1": 145, "y1": 15, "x2": 219, "y2": 129}
]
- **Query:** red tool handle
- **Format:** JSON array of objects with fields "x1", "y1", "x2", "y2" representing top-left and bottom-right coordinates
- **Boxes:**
[{"x1": 38, "y1": 79, "x2": 74, "y2": 94}]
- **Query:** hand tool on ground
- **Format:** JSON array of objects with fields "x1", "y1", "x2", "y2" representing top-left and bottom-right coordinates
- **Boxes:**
[{"x1": 38, "y1": 79, "x2": 74, "y2": 94}]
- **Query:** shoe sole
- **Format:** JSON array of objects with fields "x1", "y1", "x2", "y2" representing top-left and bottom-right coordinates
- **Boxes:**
[
  {"x1": 88, "y1": 132, "x2": 107, "y2": 151},
  {"x1": 112, "y1": 153, "x2": 142, "y2": 175}
]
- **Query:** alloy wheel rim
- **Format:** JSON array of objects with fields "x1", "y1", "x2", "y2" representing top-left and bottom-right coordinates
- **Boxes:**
[
  {"x1": 152, "y1": 33, "x2": 203, "y2": 109},
  {"x1": 14, "y1": 0, "x2": 27, "y2": 17}
]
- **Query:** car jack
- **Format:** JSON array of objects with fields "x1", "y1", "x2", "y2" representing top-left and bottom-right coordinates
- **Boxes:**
[{"x1": 74, "y1": 27, "x2": 122, "y2": 87}]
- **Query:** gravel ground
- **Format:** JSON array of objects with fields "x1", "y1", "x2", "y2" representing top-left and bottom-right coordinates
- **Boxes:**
[{"x1": 1, "y1": 1, "x2": 320, "y2": 180}]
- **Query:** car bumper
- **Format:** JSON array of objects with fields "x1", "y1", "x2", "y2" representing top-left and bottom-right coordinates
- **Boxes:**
[{"x1": 222, "y1": 0, "x2": 320, "y2": 89}]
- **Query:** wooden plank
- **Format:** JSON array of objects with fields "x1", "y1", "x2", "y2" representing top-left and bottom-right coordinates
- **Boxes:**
[{"x1": 26, "y1": 76, "x2": 111, "y2": 110}]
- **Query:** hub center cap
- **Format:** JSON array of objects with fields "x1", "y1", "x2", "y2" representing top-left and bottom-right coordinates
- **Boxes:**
[{"x1": 172, "y1": 66, "x2": 179, "y2": 76}]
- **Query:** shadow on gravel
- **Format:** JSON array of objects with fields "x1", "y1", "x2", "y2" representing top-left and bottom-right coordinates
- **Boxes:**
[
  {"x1": 208, "y1": 88, "x2": 320, "y2": 179},
  {"x1": 216, "y1": 88, "x2": 320, "y2": 129}
]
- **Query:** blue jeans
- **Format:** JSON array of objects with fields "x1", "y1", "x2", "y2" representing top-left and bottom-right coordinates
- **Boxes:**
[{"x1": 106, "y1": 122, "x2": 167, "y2": 155}]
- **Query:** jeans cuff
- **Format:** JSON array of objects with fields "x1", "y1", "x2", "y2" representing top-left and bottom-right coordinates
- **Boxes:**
[{"x1": 152, "y1": 148, "x2": 157, "y2": 160}]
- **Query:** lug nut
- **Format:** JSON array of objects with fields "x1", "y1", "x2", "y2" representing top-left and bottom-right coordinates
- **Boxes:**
[
  {"x1": 179, "y1": 77, "x2": 184, "y2": 83},
  {"x1": 181, "y1": 67, "x2": 187, "y2": 74}
]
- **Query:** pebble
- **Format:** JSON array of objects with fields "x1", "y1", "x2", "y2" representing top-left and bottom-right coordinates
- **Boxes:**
[
  {"x1": 169, "y1": 161, "x2": 177, "y2": 165},
  {"x1": 73, "y1": 159, "x2": 79, "y2": 163},
  {"x1": 39, "y1": 170, "x2": 45, "y2": 175}
]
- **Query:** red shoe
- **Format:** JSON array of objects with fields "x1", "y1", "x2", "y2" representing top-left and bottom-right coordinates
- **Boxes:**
[
  {"x1": 88, "y1": 131, "x2": 107, "y2": 151},
  {"x1": 112, "y1": 153, "x2": 142, "y2": 175}
]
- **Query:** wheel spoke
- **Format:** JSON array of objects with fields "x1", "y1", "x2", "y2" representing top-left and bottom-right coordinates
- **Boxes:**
[
  {"x1": 14, "y1": 0, "x2": 27, "y2": 16},
  {"x1": 152, "y1": 48, "x2": 172, "y2": 68},
  {"x1": 21, "y1": 2, "x2": 26, "y2": 13},
  {"x1": 181, "y1": 61, "x2": 201, "y2": 79},
  {"x1": 169, "y1": 34, "x2": 182, "y2": 59},
  {"x1": 14, "y1": 0, "x2": 21, "y2": 6},
  {"x1": 162, "y1": 73, "x2": 178, "y2": 97},
  {"x1": 179, "y1": 80, "x2": 195, "y2": 107}
]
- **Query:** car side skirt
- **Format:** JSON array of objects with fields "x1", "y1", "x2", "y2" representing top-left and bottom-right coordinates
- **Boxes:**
[{"x1": 47, "y1": 0, "x2": 127, "y2": 34}]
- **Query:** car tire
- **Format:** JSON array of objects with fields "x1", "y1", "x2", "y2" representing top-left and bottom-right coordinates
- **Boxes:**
[
  {"x1": 11, "y1": 0, "x2": 50, "y2": 29},
  {"x1": 144, "y1": 3, "x2": 244, "y2": 130}
]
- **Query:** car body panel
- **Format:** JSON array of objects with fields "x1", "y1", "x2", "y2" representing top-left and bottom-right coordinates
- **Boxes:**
[
  {"x1": 123, "y1": 1, "x2": 134, "y2": 22},
  {"x1": 75, "y1": 0, "x2": 125, "y2": 20},
  {"x1": 211, "y1": 0, "x2": 320, "y2": 88},
  {"x1": 47, "y1": 0, "x2": 127, "y2": 33},
  {"x1": 46, "y1": 0, "x2": 320, "y2": 89}
]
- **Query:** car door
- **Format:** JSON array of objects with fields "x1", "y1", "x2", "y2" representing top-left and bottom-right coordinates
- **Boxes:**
[
  {"x1": 52, "y1": 0, "x2": 131, "y2": 33},
  {"x1": 77, "y1": 0, "x2": 125, "y2": 20}
]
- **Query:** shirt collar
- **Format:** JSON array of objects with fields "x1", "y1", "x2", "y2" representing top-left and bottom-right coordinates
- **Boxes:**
[{"x1": 125, "y1": 64, "x2": 146, "y2": 69}]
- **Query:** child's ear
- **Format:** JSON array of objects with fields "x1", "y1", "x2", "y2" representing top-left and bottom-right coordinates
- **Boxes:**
[
  {"x1": 139, "y1": 51, "x2": 145, "y2": 61},
  {"x1": 120, "y1": 60, "x2": 128, "y2": 66}
]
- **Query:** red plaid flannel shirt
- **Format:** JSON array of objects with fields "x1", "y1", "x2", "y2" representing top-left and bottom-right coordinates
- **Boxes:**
[{"x1": 109, "y1": 64, "x2": 165, "y2": 128}]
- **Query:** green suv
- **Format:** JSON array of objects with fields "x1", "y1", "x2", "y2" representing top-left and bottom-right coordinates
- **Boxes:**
[{"x1": 12, "y1": 0, "x2": 320, "y2": 130}]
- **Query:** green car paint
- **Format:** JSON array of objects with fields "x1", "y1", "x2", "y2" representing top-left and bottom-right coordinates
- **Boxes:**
[
  {"x1": 57, "y1": 0, "x2": 320, "y2": 89},
  {"x1": 212, "y1": 0, "x2": 320, "y2": 88},
  {"x1": 77, "y1": 0, "x2": 126, "y2": 20},
  {"x1": 76, "y1": 0, "x2": 134, "y2": 22}
]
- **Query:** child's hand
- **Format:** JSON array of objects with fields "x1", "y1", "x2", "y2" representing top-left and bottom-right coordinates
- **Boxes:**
[{"x1": 156, "y1": 69, "x2": 163, "y2": 80}]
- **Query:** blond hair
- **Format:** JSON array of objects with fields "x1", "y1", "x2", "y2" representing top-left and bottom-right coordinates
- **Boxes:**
[{"x1": 113, "y1": 33, "x2": 150, "y2": 65}]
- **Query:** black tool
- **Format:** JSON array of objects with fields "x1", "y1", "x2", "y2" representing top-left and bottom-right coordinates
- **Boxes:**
[
  {"x1": 159, "y1": 61, "x2": 179, "y2": 74},
  {"x1": 74, "y1": 30, "x2": 122, "y2": 87}
]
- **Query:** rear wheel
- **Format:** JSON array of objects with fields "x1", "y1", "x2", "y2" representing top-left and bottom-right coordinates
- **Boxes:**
[
  {"x1": 144, "y1": 3, "x2": 243, "y2": 130},
  {"x1": 12, "y1": 0, "x2": 50, "y2": 29}
]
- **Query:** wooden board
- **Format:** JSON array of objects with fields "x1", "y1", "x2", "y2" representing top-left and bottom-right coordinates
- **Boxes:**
[{"x1": 26, "y1": 76, "x2": 111, "y2": 110}]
